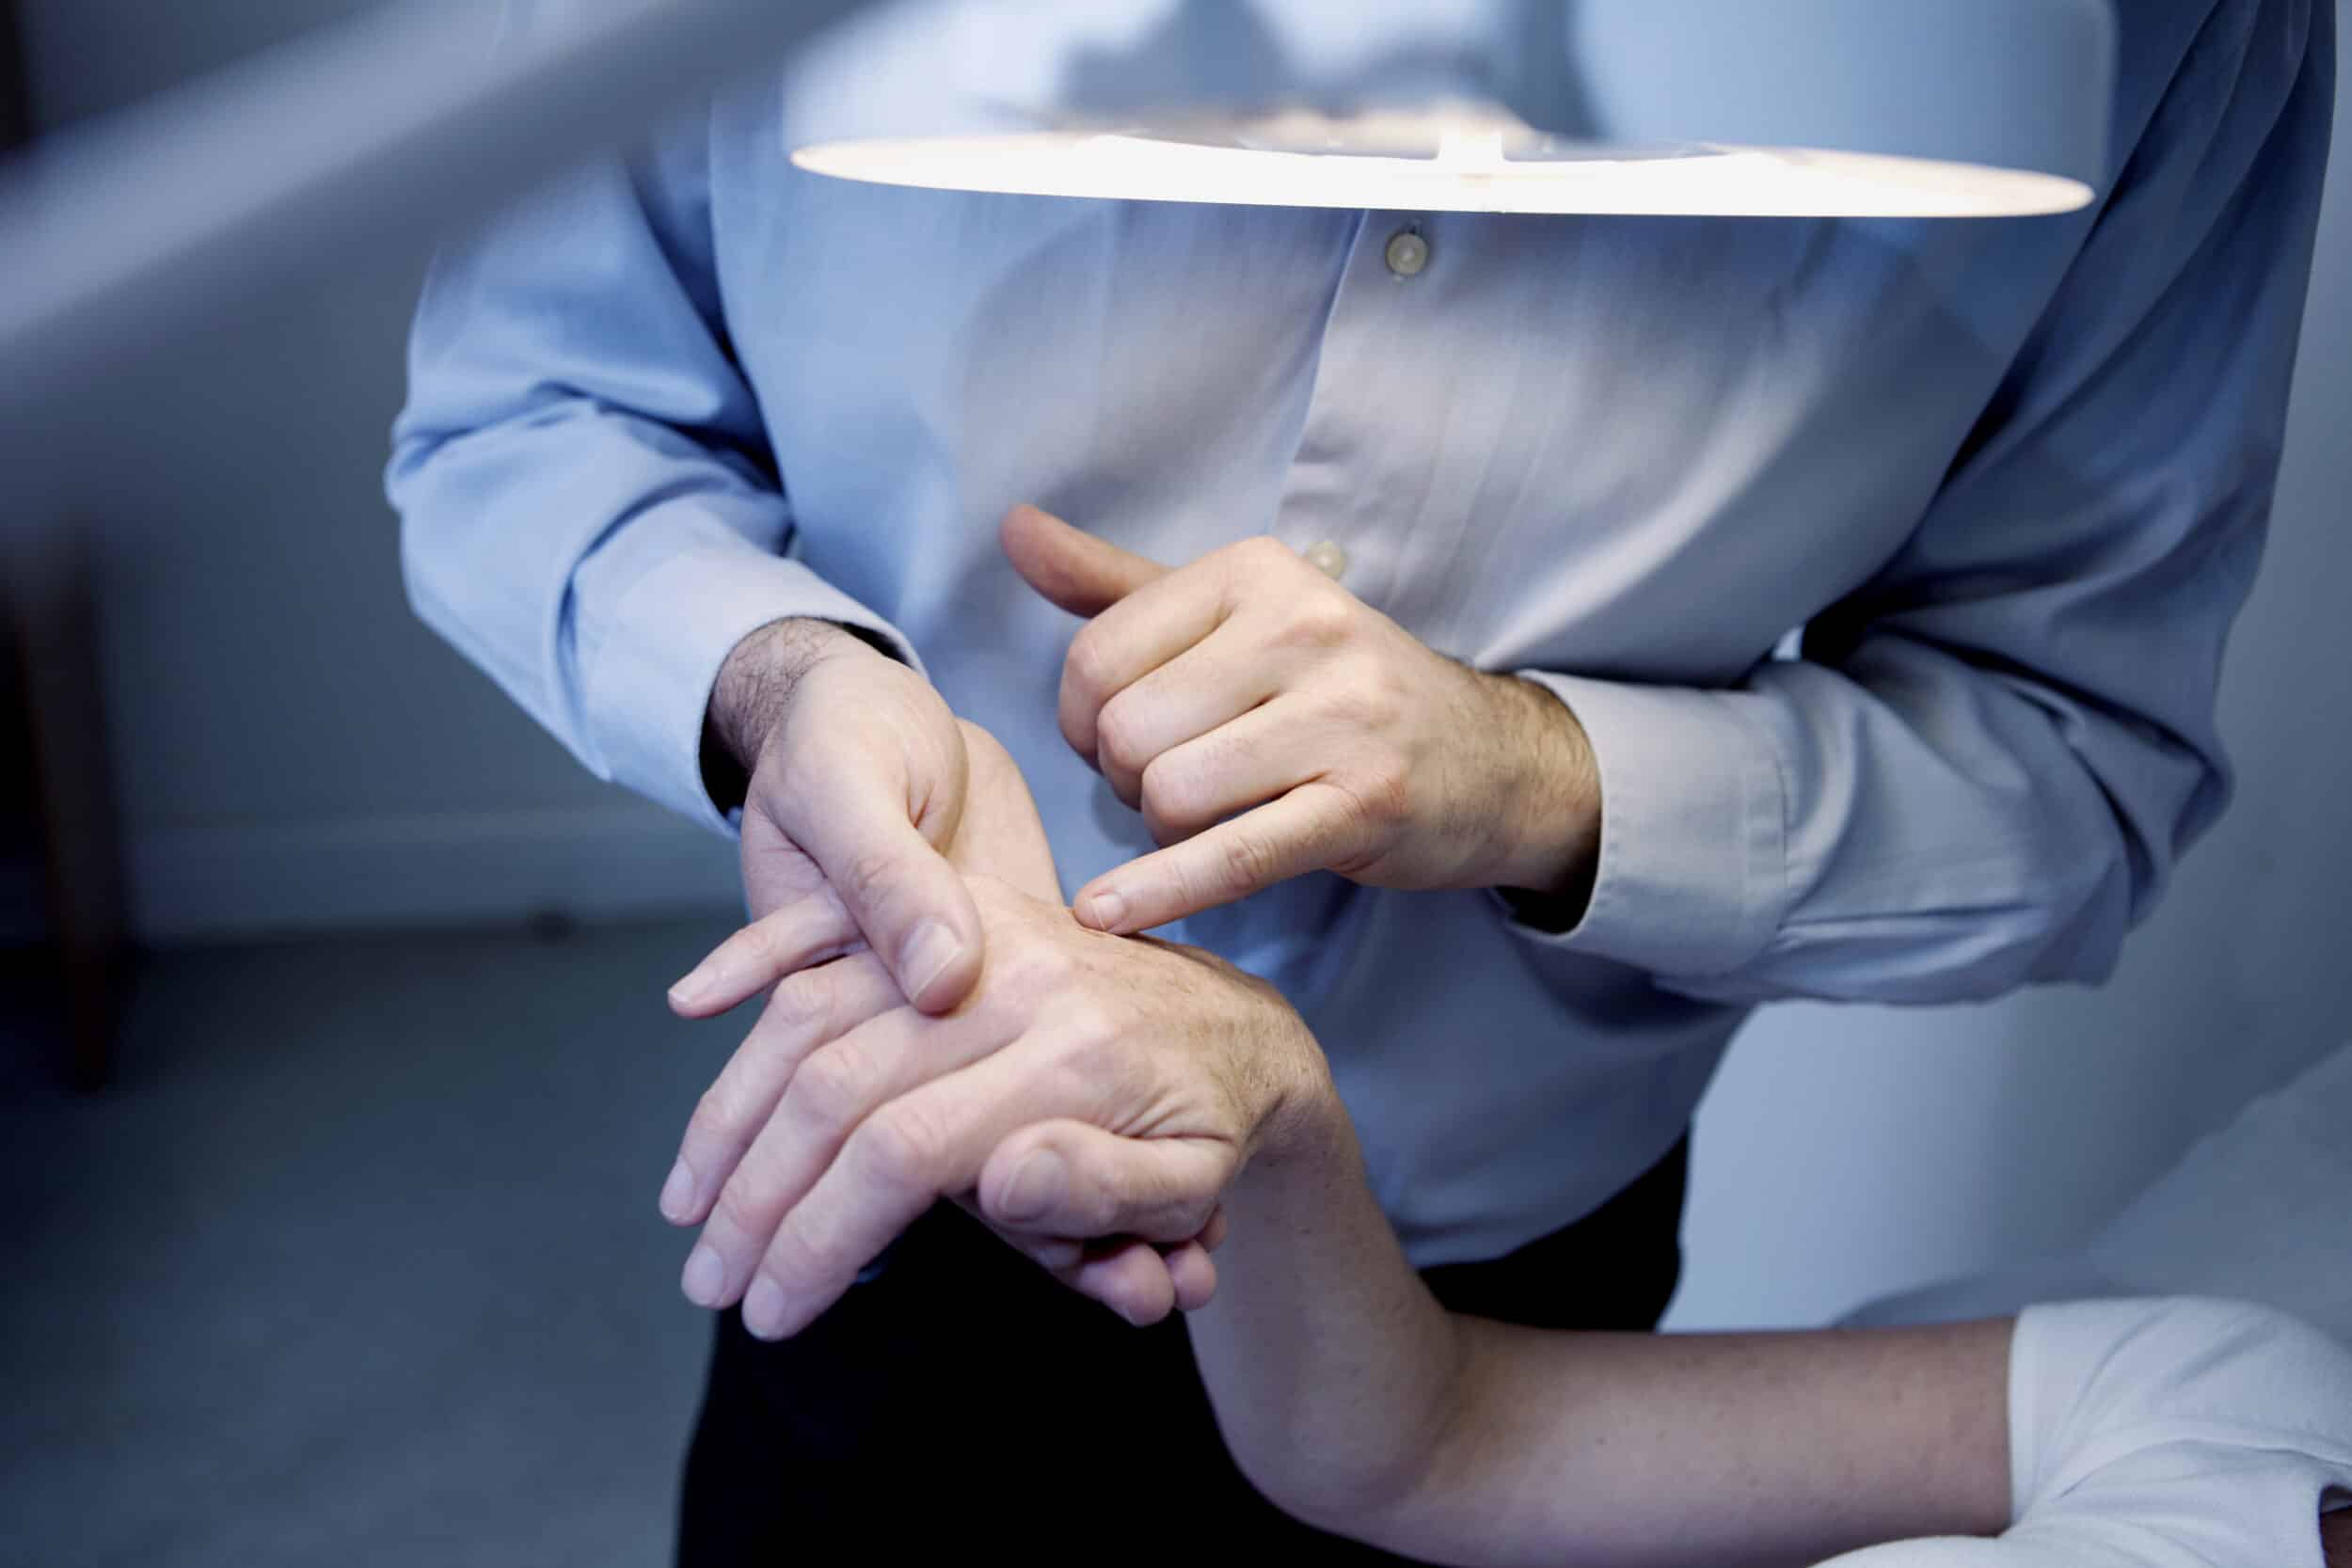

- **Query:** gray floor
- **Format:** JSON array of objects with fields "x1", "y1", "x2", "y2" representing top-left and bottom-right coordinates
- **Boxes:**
[{"x1": 1, "y1": 918, "x2": 745, "y2": 1568}]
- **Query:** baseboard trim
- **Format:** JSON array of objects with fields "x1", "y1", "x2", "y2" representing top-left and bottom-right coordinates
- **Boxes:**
[{"x1": 127, "y1": 806, "x2": 742, "y2": 943}]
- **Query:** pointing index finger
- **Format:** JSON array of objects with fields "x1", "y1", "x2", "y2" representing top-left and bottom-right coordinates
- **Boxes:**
[{"x1": 1074, "y1": 783, "x2": 1355, "y2": 933}]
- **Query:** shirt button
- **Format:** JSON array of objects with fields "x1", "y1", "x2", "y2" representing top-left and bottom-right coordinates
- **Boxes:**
[
  {"x1": 1303, "y1": 539, "x2": 1350, "y2": 579},
  {"x1": 1383, "y1": 228, "x2": 1429, "y2": 278}
]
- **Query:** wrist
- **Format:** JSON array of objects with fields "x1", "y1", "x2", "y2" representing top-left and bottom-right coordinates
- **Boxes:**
[
  {"x1": 1475, "y1": 673, "x2": 1601, "y2": 904},
  {"x1": 701, "y1": 617, "x2": 886, "y2": 811},
  {"x1": 1245, "y1": 1008, "x2": 1349, "y2": 1170}
]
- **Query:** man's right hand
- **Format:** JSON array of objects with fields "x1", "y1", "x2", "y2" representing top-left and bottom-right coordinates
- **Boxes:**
[{"x1": 666, "y1": 618, "x2": 986, "y2": 1033}]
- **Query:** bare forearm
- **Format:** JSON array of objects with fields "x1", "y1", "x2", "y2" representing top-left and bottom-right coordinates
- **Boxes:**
[
  {"x1": 1184, "y1": 1093, "x2": 1470, "y2": 1536},
  {"x1": 1190, "y1": 1085, "x2": 2011, "y2": 1565},
  {"x1": 1413, "y1": 1318, "x2": 2011, "y2": 1567}
]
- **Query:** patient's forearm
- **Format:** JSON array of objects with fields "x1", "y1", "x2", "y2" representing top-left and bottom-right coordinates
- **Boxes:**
[
  {"x1": 1187, "y1": 1091, "x2": 2011, "y2": 1565},
  {"x1": 1184, "y1": 1094, "x2": 1470, "y2": 1534},
  {"x1": 1419, "y1": 1313, "x2": 2011, "y2": 1566}
]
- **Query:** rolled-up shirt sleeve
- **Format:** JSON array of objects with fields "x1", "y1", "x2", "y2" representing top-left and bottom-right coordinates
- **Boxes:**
[
  {"x1": 1508, "y1": 0, "x2": 2331, "y2": 1006},
  {"x1": 385, "y1": 110, "x2": 918, "y2": 835}
]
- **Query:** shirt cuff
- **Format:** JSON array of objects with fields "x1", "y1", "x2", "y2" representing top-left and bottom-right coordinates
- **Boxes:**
[
  {"x1": 577, "y1": 515, "x2": 922, "y2": 836},
  {"x1": 1494, "y1": 672, "x2": 1787, "y2": 980}
]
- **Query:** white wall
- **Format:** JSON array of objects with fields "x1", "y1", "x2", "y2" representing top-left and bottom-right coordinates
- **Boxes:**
[
  {"x1": 23, "y1": 2, "x2": 2351, "y2": 1320},
  {"x1": 1669, "y1": 29, "x2": 2352, "y2": 1327},
  {"x1": 20, "y1": 0, "x2": 741, "y2": 942}
]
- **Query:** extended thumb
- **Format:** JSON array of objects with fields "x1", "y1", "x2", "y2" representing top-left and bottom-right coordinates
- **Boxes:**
[{"x1": 999, "y1": 503, "x2": 1167, "y2": 618}]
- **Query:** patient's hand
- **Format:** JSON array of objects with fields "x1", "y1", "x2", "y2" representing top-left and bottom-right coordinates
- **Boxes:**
[
  {"x1": 659, "y1": 721, "x2": 1251, "y2": 1327},
  {"x1": 675, "y1": 870, "x2": 1326, "y2": 1339}
]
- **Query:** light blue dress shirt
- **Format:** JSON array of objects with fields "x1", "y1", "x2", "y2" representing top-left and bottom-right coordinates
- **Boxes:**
[{"x1": 389, "y1": 0, "x2": 2331, "y2": 1264}]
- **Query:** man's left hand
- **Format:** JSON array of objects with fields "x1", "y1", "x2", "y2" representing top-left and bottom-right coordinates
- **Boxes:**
[{"x1": 1001, "y1": 503, "x2": 1601, "y2": 935}]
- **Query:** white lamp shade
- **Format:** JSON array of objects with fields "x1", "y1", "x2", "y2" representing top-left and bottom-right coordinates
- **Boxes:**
[{"x1": 791, "y1": 0, "x2": 2117, "y2": 218}]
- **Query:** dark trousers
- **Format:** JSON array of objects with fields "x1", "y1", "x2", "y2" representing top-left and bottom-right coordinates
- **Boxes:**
[{"x1": 676, "y1": 1135, "x2": 1689, "y2": 1564}]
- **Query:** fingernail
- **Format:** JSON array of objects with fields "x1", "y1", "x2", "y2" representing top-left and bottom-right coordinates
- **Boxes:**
[
  {"x1": 1081, "y1": 889, "x2": 1126, "y2": 931},
  {"x1": 680, "y1": 1244, "x2": 725, "y2": 1307},
  {"x1": 668, "y1": 967, "x2": 714, "y2": 1010},
  {"x1": 658, "y1": 1159, "x2": 696, "y2": 1223},
  {"x1": 742, "y1": 1275, "x2": 787, "y2": 1340},
  {"x1": 999, "y1": 1149, "x2": 1065, "y2": 1225},
  {"x1": 901, "y1": 921, "x2": 963, "y2": 1001}
]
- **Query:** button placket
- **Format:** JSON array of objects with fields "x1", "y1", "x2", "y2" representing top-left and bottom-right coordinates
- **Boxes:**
[{"x1": 1271, "y1": 214, "x2": 1447, "y2": 615}]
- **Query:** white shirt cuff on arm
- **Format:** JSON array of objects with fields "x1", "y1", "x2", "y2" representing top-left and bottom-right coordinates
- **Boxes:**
[
  {"x1": 1492, "y1": 671, "x2": 1787, "y2": 982},
  {"x1": 576, "y1": 502, "x2": 922, "y2": 836}
]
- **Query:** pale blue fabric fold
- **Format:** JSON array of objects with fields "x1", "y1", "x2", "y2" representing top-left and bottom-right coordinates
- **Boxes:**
[{"x1": 389, "y1": 0, "x2": 2331, "y2": 1263}]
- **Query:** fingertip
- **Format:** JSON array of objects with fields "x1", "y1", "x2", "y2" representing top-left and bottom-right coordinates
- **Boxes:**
[
  {"x1": 1015, "y1": 1233, "x2": 1086, "y2": 1275},
  {"x1": 658, "y1": 1158, "x2": 698, "y2": 1225},
  {"x1": 976, "y1": 1126, "x2": 1052, "y2": 1225},
  {"x1": 1071, "y1": 888, "x2": 1111, "y2": 932},
  {"x1": 1120, "y1": 1271, "x2": 1177, "y2": 1327},
  {"x1": 1074, "y1": 884, "x2": 1131, "y2": 934},
  {"x1": 680, "y1": 1243, "x2": 725, "y2": 1309},
  {"x1": 905, "y1": 955, "x2": 978, "y2": 1015},
  {"x1": 997, "y1": 501, "x2": 1050, "y2": 550},
  {"x1": 898, "y1": 917, "x2": 979, "y2": 1014},
  {"x1": 1079, "y1": 1243, "x2": 1175, "y2": 1327},
  {"x1": 994, "y1": 1148, "x2": 1068, "y2": 1227},
  {"x1": 1168, "y1": 1243, "x2": 1219, "y2": 1313},
  {"x1": 667, "y1": 970, "x2": 719, "y2": 1018}
]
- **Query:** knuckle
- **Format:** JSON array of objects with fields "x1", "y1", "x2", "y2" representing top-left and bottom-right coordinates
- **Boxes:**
[
  {"x1": 1216, "y1": 830, "x2": 1283, "y2": 896},
  {"x1": 1064, "y1": 625, "x2": 1118, "y2": 707},
  {"x1": 1040, "y1": 1007, "x2": 1144, "y2": 1108},
  {"x1": 1173, "y1": 1190, "x2": 1219, "y2": 1234},
  {"x1": 686, "y1": 1080, "x2": 746, "y2": 1148},
  {"x1": 1065, "y1": 1175, "x2": 1121, "y2": 1236},
  {"x1": 762, "y1": 1217, "x2": 829, "y2": 1292},
  {"x1": 1147, "y1": 1188, "x2": 1217, "y2": 1241},
  {"x1": 789, "y1": 1042, "x2": 872, "y2": 1133},
  {"x1": 1321, "y1": 663, "x2": 1403, "y2": 730},
  {"x1": 831, "y1": 843, "x2": 903, "y2": 914},
  {"x1": 1139, "y1": 759, "x2": 1208, "y2": 838},
  {"x1": 744, "y1": 917, "x2": 796, "y2": 973},
  {"x1": 1094, "y1": 700, "x2": 1151, "y2": 775},
  {"x1": 1060, "y1": 1014, "x2": 1135, "y2": 1086},
  {"x1": 854, "y1": 1103, "x2": 945, "y2": 1195},
  {"x1": 1318, "y1": 683, "x2": 1373, "y2": 730},
  {"x1": 1279, "y1": 594, "x2": 1354, "y2": 651},
  {"x1": 725, "y1": 924, "x2": 772, "y2": 975},
  {"x1": 1343, "y1": 759, "x2": 1413, "y2": 828},
  {"x1": 712, "y1": 1172, "x2": 779, "y2": 1241},
  {"x1": 1021, "y1": 1236, "x2": 1085, "y2": 1275},
  {"x1": 1233, "y1": 535, "x2": 1295, "y2": 572},
  {"x1": 766, "y1": 967, "x2": 833, "y2": 1038}
]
